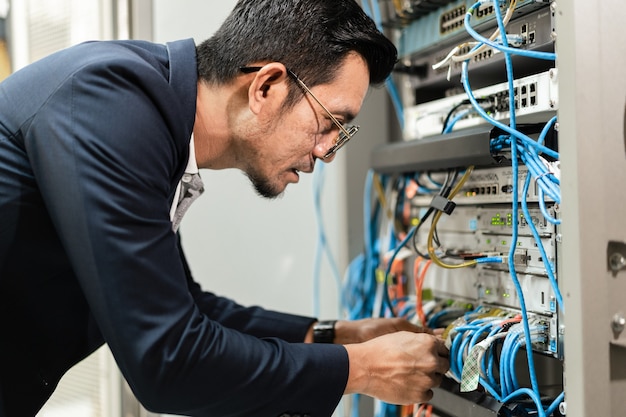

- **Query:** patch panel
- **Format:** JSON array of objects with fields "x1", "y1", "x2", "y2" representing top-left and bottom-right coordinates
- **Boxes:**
[
  {"x1": 385, "y1": 0, "x2": 462, "y2": 22},
  {"x1": 440, "y1": 5, "x2": 467, "y2": 35},
  {"x1": 414, "y1": 258, "x2": 560, "y2": 357},
  {"x1": 473, "y1": 303, "x2": 558, "y2": 355},
  {"x1": 431, "y1": 44, "x2": 495, "y2": 77},
  {"x1": 408, "y1": 209, "x2": 560, "y2": 358},
  {"x1": 404, "y1": 69, "x2": 557, "y2": 139}
]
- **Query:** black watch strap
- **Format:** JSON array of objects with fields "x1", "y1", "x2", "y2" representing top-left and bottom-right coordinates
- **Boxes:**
[{"x1": 313, "y1": 320, "x2": 337, "y2": 344}]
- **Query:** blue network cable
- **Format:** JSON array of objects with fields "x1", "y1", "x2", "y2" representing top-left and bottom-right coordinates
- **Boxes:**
[
  {"x1": 465, "y1": 1, "x2": 556, "y2": 62},
  {"x1": 455, "y1": 2, "x2": 564, "y2": 415},
  {"x1": 364, "y1": 0, "x2": 405, "y2": 130},
  {"x1": 352, "y1": 1, "x2": 565, "y2": 416},
  {"x1": 462, "y1": 73, "x2": 561, "y2": 208},
  {"x1": 380, "y1": 226, "x2": 417, "y2": 318},
  {"x1": 520, "y1": 123, "x2": 564, "y2": 311},
  {"x1": 342, "y1": 170, "x2": 380, "y2": 322},
  {"x1": 342, "y1": 169, "x2": 390, "y2": 417},
  {"x1": 312, "y1": 162, "x2": 344, "y2": 317}
]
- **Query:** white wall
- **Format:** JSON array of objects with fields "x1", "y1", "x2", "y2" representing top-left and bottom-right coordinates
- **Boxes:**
[{"x1": 152, "y1": 0, "x2": 348, "y2": 319}]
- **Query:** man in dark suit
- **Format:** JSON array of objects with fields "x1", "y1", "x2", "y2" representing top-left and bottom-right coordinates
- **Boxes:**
[{"x1": 0, "y1": 0, "x2": 449, "y2": 416}]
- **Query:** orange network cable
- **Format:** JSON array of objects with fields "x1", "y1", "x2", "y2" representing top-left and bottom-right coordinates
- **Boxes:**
[
  {"x1": 413, "y1": 403, "x2": 433, "y2": 417},
  {"x1": 500, "y1": 314, "x2": 522, "y2": 328},
  {"x1": 413, "y1": 256, "x2": 433, "y2": 327},
  {"x1": 390, "y1": 258, "x2": 406, "y2": 312}
]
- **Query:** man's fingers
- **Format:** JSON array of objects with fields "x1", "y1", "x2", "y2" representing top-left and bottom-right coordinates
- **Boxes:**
[
  {"x1": 434, "y1": 355, "x2": 449, "y2": 375},
  {"x1": 431, "y1": 372, "x2": 443, "y2": 388},
  {"x1": 418, "y1": 389, "x2": 434, "y2": 404},
  {"x1": 435, "y1": 338, "x2": 449, "y2": 357}
]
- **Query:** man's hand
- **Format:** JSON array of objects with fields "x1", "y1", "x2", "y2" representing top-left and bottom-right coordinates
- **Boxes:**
[
  {"x1": 334, "y1": 318, "x2": 433, "y2": 344},
  {"x1": 343, "y1": 331, "x2": 450, "y2": 405}
]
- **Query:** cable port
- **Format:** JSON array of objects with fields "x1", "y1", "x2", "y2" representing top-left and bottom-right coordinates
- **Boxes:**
[
  {"x1": 494, "y1": 91, "x2": 510, "y2": 112},
  {"x1": 440, "y1": 5, "x2": 466, "y2": 35},
  {"x1": 529, "y1": 82, "x2": 537, "y2": 106},
  {"x1": 476, "y1": 3, "x2": 494, "y2": 19},
  {"x1": 464, "y1": 184, "x2": 498, "y2": 196}
]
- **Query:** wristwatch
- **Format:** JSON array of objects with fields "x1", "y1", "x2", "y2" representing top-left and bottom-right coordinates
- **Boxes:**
[{"x1": 313, "y1": 320, "x2": 337, "y2": 344}]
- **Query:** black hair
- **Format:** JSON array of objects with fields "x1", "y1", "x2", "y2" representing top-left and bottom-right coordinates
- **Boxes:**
[{"x1": 196, "y1": 0, "x2": 397, "y2": 108}]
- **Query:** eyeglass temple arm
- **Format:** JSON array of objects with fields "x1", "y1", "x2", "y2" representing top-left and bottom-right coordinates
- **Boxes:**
[
  {"x1": 241, "y1": 66, "x2": 354, "y2": 146},
  {"x1": 285, "y1": 70, "x2": 353, "y2": 138}
]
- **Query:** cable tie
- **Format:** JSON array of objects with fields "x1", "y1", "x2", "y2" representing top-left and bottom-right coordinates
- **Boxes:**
[
  {"x1": 430, "y1": 195, "x2": 456, "y2": 215},
  {"x1": 534, "y1": 171, "x2": 555, "y2": 184}
]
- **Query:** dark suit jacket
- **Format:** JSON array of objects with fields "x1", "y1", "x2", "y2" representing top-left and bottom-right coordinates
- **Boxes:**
[{"x1": 0, "y1": 39, "x2": 348, "y2": 417}]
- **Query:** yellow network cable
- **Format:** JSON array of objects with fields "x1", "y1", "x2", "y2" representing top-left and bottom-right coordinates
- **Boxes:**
[
  {"x1": 427, "y1": 165, "x2": 478, "y2": 269},
  {"x1": 372, "y1": 173, "x2": 391, "y2": 219},
  {"x1": 391, "y1": 0, "x2": 405, "y2": 18}
]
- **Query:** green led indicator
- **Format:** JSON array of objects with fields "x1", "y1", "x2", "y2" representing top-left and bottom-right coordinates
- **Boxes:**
[{"x1": 492, "y1": 216, "x2": 506, "y2": 226}]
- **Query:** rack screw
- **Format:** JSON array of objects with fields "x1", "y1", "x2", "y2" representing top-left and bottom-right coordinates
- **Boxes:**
[
  {"x1": 612, "y1": 313, "x2": 626, "y2": 334},
  {"x1": 609, "y1": 253, "x2": 626, "y2": 273}
]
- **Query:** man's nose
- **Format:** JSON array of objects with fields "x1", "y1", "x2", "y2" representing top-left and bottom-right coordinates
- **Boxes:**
[
  {"x1": 312, "y1": 133, "x2": 338, "y2": 162},
  {"x1": 313, "y1": 130, "x2": 339, "y2": 162}
]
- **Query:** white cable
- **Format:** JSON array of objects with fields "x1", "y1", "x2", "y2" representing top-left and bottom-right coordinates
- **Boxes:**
[{"x1": 432, "y1": 1, "x2": 518, "y2": 72}]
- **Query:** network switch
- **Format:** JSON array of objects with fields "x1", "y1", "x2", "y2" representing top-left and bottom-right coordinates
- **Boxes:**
[
  {"x1": 398, "y1": 0, "x2": 549, "y2": 57},
  {"x1": 404, "y1": 69, "x2": 558, "y2": 139},
  {"x1": 410, "y1": 166, "x2": 559, "y2": 206},
  {"x1": 398, "y1": 4, "x2": 555, "y2": 103}
]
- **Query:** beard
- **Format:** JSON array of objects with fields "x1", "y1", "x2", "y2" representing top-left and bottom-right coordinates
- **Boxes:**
[
  {"x1": 231, "y1": 124, "x2": 289, "y2": 199},
  {"x1": 244, "y1": 169, "x2": 284, "y2": 199}
]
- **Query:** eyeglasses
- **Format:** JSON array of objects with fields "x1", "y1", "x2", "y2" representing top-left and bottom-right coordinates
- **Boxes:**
[{"x1": 240, "y1": 66, "x2": 359, "y2": 159}]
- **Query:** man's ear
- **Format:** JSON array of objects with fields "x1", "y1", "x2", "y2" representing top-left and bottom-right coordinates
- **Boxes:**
[{"x1": 247, "y1": 63, "x2": 290, "y2": 115}]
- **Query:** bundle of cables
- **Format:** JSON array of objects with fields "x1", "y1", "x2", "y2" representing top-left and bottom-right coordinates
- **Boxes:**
[
  {"x1": 344, "y1": 1, "x2": 566, "y2": 416},
  {"x1": 442, "y1": 306, "x2": 564, "y2": 416},
  {"x1": 435, "y1": 1, "x2": 564, "y2": 416}
]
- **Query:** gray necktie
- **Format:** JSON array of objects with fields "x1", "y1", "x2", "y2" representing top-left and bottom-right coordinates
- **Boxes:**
[{"x1": 172, "y1": 172, "x2": 204, "y2": 232}]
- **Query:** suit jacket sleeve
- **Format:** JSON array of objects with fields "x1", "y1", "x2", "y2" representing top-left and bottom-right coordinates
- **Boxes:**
[{"x1": 10, "y1": 40, "x2": 349, "y2": 416}]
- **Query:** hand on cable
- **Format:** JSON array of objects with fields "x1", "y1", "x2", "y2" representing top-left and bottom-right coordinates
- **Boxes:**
[
  {"x1": 343, "y1": 331, "x2": 450, "y2": 405},
  {"x1": 334, "y1": 317, "x2": 433, "y2": 344}
]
